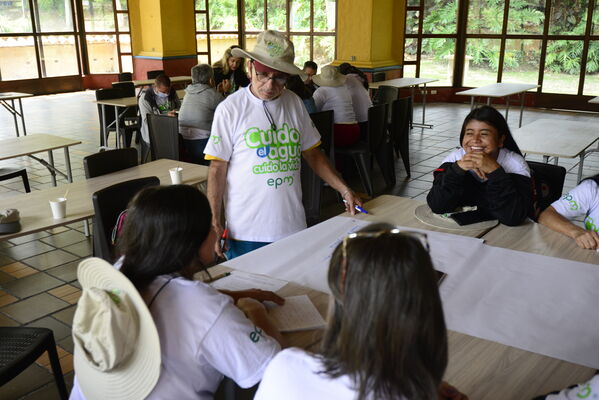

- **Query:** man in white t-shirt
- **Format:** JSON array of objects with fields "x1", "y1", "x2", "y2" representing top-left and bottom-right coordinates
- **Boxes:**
[
  {"x1": 539, "y1": 175, "x2": 599, "y2": 250},
  {"x1": 204, "y1": 30, "x2": 362, "y2": 259}
]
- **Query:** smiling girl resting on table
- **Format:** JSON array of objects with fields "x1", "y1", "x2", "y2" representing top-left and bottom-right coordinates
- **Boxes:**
[
  {"x1": 538, "y1": 174, "x2": 599, "y2": 250},
  {"x1": 254, "y1": 223, "x2": 468, "y2": 400},
  {"x1": 427, "y1": 106, "x2": 533, "y2": 226}
]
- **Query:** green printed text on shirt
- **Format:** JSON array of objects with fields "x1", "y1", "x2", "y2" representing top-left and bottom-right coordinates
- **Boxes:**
[
  {"x1": 585, "y1": 216, "x2": 598, "y2": 232},
  {"x1": 245, "y1": 123, "x2": 301, "y2": 176}
]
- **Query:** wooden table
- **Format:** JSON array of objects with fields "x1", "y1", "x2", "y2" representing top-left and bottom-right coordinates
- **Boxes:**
[
  {"x1": 0, "y1": 134, "x2": 81, "y2": 186},
  {"x1": 112, "y1": 76, "x2": 192, "y2": 87},
  {"x1": 0, "y1": 92, "x2": 33, "y2": 137},
  {"x1": 512, "y1": 119, "x2": 599, "y2": 182},
  {"x1": 0, "y1": 159, "x2": 208, "y2": 241},
  {"x1": 456, "y1": 83, "x2": 539, "y2": 127},
  {"x1": 221, "y1": 194, "x2": 597, "y2": 399},
  {"x1": 94, "y1": 90, "x2": 186, "y2": 149},
  {"x1": 369, "y1": 77, "x2": 438, "y2": 129}
]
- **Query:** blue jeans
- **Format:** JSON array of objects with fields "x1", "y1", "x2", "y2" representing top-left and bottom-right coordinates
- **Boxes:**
[
  {"x1": 182, "y1": 138, "x2": 209, "y2": 165},
  {"x1": 226, "y1": 239, "x2": 270, "y2": 259}
]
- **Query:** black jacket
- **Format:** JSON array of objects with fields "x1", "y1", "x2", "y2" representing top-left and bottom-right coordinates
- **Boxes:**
[
  {"x1": 213, "y1": 67, "x2": 250, "y2": 91},
  {"x1": 426, "y1": 162, "x2": 533, "y2": 226}
]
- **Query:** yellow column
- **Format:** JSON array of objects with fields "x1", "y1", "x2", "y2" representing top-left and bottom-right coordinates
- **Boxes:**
[
  {"x1": 128, "y1": 0, "x2": 197, "y2": 78},
  {"x1": 335, "y1": 0, "x2": 405, "y2": 72}
]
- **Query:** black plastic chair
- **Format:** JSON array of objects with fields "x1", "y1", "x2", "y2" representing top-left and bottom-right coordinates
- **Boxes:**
[
  {"x1": 0, "y1": 168, "x2": 30, "y2": 193},
  {"x1": 309, "y1": 110, "x2": 335, "y2": 163},
  {"x1": 111, "y1": 82, "x2": 140, "y2": 146},
  {"x1": 83, "y1": 148, "x2": 138, "y2": 179},
  {"x1": 528, "y1": 161, "x2": 567, "y2": 219},
  {"x1": 92, "y1": 177, "x2": 160, "y2": 262},
  {"x1": 147, "y1": 114, "x2": 180, "y2": 162},
  {"x1": 118, "y1": 72, "x2": 133, "y2": 82},
  {"x1": 389, "y1": 97, "x2": 412, "y2": 177},
  {"x1": 301, "y1": 157, "x2": 323, "y2": 227},
  {"x1": 0, "y1": 327, "x2": 68, "y2": 400},
  {"x1": 147, "y1": 70, "x2": 164, "y2": 79}
]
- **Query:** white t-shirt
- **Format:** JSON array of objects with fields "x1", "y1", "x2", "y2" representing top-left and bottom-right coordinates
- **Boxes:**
[
  {"x1": 546, "y1": 374, "x2": 599, "y2": 400},
  {"x1": 344, "y1": 74, "x2": 372, "y2": 123},
  {"x1": 313, "y1": 85, "x2": 358, "y2": 124},
  {"x1": 70, "y1": 274, "x2": 280, "y2": 400},
  {"x1": 442, "y1": 147, "x2": 531, "y2": 179},
  {"x1": 551, "y1": 179, "x2": 599, "y2": 232},
  {"x1": 254, "y1": 348, "x2": 360, "y2": 400},
  {"x1": 204, "y1": 86, "x2": 321, "y2": 242}
]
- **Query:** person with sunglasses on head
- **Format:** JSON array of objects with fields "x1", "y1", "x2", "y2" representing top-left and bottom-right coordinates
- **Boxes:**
[
  {"x1": 255, "y1": 223, "x2": 468, "y2": 400},
  {"x1": 204, "y1": 30, "x2": 362, "y2": 259},
  {"x1": 427, "y1": 106, "x2": 533, "y2": 226},
  {"x1": 69, "y1": 185, "x2": 284, "y2": 400},
  {"x1": 538, "y1": 173, "x2": 599, "y2": 250}
]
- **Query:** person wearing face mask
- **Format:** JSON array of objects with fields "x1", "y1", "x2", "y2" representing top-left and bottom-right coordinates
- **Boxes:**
[
  {"x1": 213, "y1": 45, "x2": 250, "y2": 95},
  {"x1": 138, "y1": 74, "x2": 181, "y2": 160},
  {"x1": 426, "y1": 106, "x2": 533, "y2": 226}
]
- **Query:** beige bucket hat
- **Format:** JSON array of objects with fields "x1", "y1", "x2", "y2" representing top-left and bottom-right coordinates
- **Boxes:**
[
  {"x1": 72, "y1": 258, "x2": 161, "y2": 400},
  {"x1": 312, "y1": 65, "x2": 347, "y2": 87},
  {"x1": 231, "y1": 30, "x2": 305, "y2": 79}
]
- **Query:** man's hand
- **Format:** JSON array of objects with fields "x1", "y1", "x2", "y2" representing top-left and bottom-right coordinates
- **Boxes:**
[
  {"x1": 438, "y1": 381, "x2": 468, "y2": 400},
  {"x1": 574, "y1": 230, "x2": 599, "y2": 250},
  {"x1": 342, "y1": 189, "x2": 363, "y2": 215},
  {"x1": 212, "y1": 222, "x2": 226, "y2": 258},
  {"x1": 167, "y1": 110, "x2": 176, "y2": 117}
]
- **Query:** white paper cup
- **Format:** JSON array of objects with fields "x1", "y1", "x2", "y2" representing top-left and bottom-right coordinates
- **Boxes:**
[
  {"x1": 169, "y1": 167, "x2": 183, "y2": 184},
  {"x1": 49, "y1": 197, "x2": 67, "y2": 219}
]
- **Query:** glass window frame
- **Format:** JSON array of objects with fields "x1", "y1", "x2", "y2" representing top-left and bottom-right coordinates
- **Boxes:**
[
  {"x1": 403, "y1": 0, "x2": 599, "y2": 96},
  {"x1": 194, "y1": 0, "x2": 336, "y2": 66},
  {"x1": 0, "y1": 0, "x2": 132, "y2": 81}
]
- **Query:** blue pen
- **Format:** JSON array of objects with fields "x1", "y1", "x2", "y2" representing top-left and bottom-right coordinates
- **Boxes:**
[{"x1": 343, "y1": 200, "x2": 370, "y2": 214}]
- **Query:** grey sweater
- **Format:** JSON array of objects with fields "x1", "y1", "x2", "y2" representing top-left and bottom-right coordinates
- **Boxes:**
[{"x1": 178, "y1": 83, "x2": 224, "y2": 132}]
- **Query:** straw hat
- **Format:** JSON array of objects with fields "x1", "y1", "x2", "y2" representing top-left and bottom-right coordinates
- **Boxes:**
[
  {"x1": 312, "y1": 65, "x2": 346, "y2": 87},
  {"x1": 72, "y1": 258, "x2": 161, "y2": 400},
  {"x1": 231, "y1": 30, "x2": 305, "y2": 79}
]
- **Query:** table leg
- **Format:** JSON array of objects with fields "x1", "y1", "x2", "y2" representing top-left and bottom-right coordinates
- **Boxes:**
[
  {"x1": 114, "y1": 105, "x2": 121, "y2": 149},
  {"x1": 470, "y1": 96, "x2": 475, "y2": 110},
  {"x1": 553, "y1": 157, "x2": 559, "y2": 166},
  {"x1": 486, "y1": 97, "x2": 491, "y2": 106},
  {"x1": 48, "y1": 150, "x2": 57, "y2": 186},
  {"x1": 64, "y1": 147, "x2": 73, "y2": 183},
  {"x1": 519, "y1": 93, "x2": 525, "y2": 128},
  {"x1": 83, "y1": 219, "x2": 90, "y2": 237},
  {"x1": 18, "y1": 98, "x2": 27, "y2": 136},
  {"x1": 11, "y1": 99, "x2": 20, "y2": 137},
  {"x1": 505, "y1": 95, "x2": 510, "y2": 121},
  {"x1": 422, "y1": 83, "x2": 427, "y2": 126},
  {"x1": 410, "y1": 86, "x2": 416, "y2": 125},
  {"x1": 543, "y1": 155, "x2": 549, "y2": 163},
  {"x1": 578, "y1": 154, "x2": 585, "y2": 183}
]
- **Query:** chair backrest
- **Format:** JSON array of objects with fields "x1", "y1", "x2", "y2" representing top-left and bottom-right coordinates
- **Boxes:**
[
  {"x1": 147, "y1": 70, "x2": 164, "y2": 79},
  {"x1": 147, "y1": 114, "x2": 180, "y2": 161},
  {"x1": 112, "y1": 81, "x2": 136, "y2": 97},
  {"x1": 309, "y1": 110, "x2": 334, "y2": 160},
  {"x1": 83, "y1": 148, "x2": 138, "y2": 179},
  {"x1": 95, "y1": 87, "x2": 126, "y2": 131},
  {"x1": 527, "y1": 161, "x2": 567, "y2": 218},
  {"x1": 301, "y1": 157, "x2": 322, "y2": 227},
  {"x1": 92, "y1": 176, "x2": 160, "y2": 262},
  {"x1": 118, "y1": 72, "x2": 133, "y2": 82},
  {"x1": 372, "y1": 85, "x2": 399, "y2": 106},
  {"x1": 372, "y1": 72, "x2": 386, "y2": 82},
  {"x1": 367, "y1": 104, "x2": 388, "y2": 153},
  {"x1": 389, "y1": 97, "x2": 411, "y2": 150}
]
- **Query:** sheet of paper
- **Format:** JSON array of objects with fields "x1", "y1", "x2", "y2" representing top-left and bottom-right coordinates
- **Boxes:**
[
  {"x1": 440, "y1": 244, "x2": 599, "y2": 369},
  {"x1": 210, "y1": 270, "x2": 287, "y2": 292},
  {"x1": 266, "y1": 295, "x2": 326, "y2": 332},
  {"x1": 224, "y1": 215, "x2": 485, "y2": 293}
]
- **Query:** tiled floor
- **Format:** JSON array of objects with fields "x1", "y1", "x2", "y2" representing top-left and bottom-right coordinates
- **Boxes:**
[{"x1": 1, "y1": 90, "x2": 599, "y2": 399}]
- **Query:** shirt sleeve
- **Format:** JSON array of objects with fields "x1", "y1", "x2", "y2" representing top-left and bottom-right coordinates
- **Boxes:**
[
  {"x1": 204, "y1": 103, "x2": 234, "y2": 161},
  {"x1": 546, "y1": 374, "x2": 599, "y2": 400},
  {"x1": 312, "y1": 88, "x2": 325, "y2": 111},
  {"x1": 551, "y1": 180, "x2": 597, "y2": 220},
  {"x1": 199, "y1": 302, "x2": 281, "y2": 388}
]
